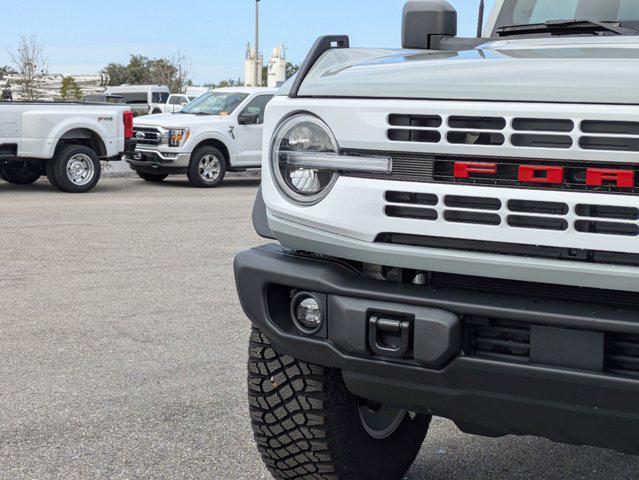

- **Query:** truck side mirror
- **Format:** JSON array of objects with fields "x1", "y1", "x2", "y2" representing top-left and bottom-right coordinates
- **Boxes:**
[
  {"x1": 239, "y1": 112, "x2": 259, "y2": 125},
  {"x1": 402, "y1": 0, "x2": 458, "y2": 50}
]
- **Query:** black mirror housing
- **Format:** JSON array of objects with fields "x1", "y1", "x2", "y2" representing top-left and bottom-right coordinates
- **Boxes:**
[
  {"x1": 239, "y1": 112, "x2": 260, "y2": 125},
  {"x1": 402, "y1": 0, "x2": 458, "y2": 50}
]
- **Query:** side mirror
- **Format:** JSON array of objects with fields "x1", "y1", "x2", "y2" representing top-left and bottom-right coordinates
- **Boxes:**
[
  {"x1": 402, "y1": 0, "x2": 457, "y2": 50},
  {"x1": 238, "y1": 112, "x2": 259, "y2": 125}
]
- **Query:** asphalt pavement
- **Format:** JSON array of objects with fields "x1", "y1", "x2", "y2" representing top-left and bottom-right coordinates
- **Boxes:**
[{"x1": 0, "y1": 176, "x2": 638, "y2": 479}]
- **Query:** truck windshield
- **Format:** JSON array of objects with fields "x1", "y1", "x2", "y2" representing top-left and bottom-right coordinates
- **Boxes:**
[
  {"x1": 494, "y1": 0, "x2": 639, "y2": 35},
  {"x1": 181, "y1": 92, "x2": 249, "y2": 116}
]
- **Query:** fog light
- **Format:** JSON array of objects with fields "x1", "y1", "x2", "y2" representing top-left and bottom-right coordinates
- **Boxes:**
[{"x1": 291, "y1": 292, "x2": 324, "y2": 335}]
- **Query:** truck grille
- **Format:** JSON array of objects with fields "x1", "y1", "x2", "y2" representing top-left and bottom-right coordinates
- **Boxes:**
[
  {"x1": 383, "y1": 190, "x2": 639, "y2": 237},
  {"x1": 347, "y1": 153, "x2": 639, "y2": 196},
  {"x1": 387, "y1": 114, "x2": 639, "y2": 153},
  {"x1": 133, "y1": 126, "x2": 163, "y2": 146}
]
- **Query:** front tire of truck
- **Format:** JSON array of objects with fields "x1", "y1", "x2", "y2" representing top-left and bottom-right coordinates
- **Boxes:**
[
  {"x1": 187, "y1": 146, "x2": 227, "y2": 188},
  {"x1": 0, "y1": 163, "x2": 42, "y2": 185},
  {"x1": 47, "y1": 145, "x2": 101, "y2": 193},
  {"x1": 248, "y1": 328, "x2": 430, "y2": 480}
]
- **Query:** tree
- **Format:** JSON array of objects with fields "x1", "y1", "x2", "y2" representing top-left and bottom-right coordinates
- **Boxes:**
[
  {"x1": 148, "y1": 53, "x2": 190, "y2": 93},
  {"x1": 0, "y1": 66, "x2": 17, "y2": 80},
  {"x1": 8, "y1": 34, "x2": 48, "y2": 100},
  {"x1": 286, "y1": 63, "x2": 300, "y2": 80},
  {"x1": 102, "y1": 62, "x2": 129, "y2": 87},
  {"x1": 101, "y1": 53, "x2": 191, "y2": 93},
  {"x1": 59, "y1": 76, "x2": 83, "y2": 101}
]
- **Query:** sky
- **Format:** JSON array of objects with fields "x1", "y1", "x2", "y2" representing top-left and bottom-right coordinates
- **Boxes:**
[{"x1": 0, "y1": 0, "x2": 495, "y2": 85}]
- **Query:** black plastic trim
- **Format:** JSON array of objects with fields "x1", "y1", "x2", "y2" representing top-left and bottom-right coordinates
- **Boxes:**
[
  {"x1": 234, "y1": 245, "x2": 639, "y2": 454},
  {"x1": 288, "y1": 35, "x2": 350, "y2": 99}
]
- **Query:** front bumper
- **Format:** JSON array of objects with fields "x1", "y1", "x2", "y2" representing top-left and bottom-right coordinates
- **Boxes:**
[
  {"x1": 126, "y1": 148, "x2": 191, "y2": 170},
  {"x1": 234, "y1": 244, "x2": 639, "y2": 454}
]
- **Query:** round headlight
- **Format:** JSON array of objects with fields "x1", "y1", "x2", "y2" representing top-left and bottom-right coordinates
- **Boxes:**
[{"x1": 271, "y1": 114, "x2": 339, "y2": 205}]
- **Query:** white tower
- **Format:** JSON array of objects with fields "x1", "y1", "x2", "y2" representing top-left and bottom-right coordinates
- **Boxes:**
[
  {"x1": 267, "y1": 45, "x2": 287, "y2": 88},
  {"x1": 244, "y1": 43, "x2": 264, "y2": 87}
]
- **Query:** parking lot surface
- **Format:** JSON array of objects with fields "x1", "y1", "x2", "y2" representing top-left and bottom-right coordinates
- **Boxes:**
[{"x1": 1, "y1": 177, "x2": 638, "y2": 479}]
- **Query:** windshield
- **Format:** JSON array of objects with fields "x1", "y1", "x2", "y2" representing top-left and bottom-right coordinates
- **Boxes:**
[
  {"x1": 494, "y1": 0, "x2": 639, "y2": 34},
  {"x1": 181, "y1": 92, "x2": 249, "y2": 116}
]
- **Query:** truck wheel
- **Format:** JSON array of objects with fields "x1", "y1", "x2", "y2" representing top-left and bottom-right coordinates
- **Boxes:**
[
  {"x1": 137, "y1": 171, "x2": 168, "y2": 183},
  {"x1": 0, "y1": 163, "x2": 42, "y2": 185},
  {"x1": 248, "y1": 328, "x2": 430, "y2": 480},
  {"x1": 46, "y1": 145, "x2": 101, "y2": 193},
  {"x1": 187, "y1": 146, "x2": 227, "y2": 188}
]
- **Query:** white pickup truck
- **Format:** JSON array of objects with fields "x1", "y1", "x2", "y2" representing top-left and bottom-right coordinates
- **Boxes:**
[
  {"x1": 126, "y1": 87, "x2": 277, "y2": 187},
  {"x1": 0, "y1": 102, "x2": 135, "y2": 193}
]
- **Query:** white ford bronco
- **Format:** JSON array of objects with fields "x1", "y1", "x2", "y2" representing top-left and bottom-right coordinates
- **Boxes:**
[
  {"x1": 235, "y1": 0, "x2": 639, "y2": 478},
  {"x1": 126, "y1": 87, "x2": 276, "y2": 187},
  {"x1": 0, "y1": 102, "x2": 134, "y2": 193}
]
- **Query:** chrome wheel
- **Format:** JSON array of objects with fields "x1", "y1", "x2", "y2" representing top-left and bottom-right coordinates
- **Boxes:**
[
  {"x1": 198, "y1": 154, "x2": 221, "y2": 182},
  {"x1": 66, "y1": 154, "x2": 95, "y2": 186},
  {"x1": 358, "y1": 403, "x2": 407, "y2": 440}
]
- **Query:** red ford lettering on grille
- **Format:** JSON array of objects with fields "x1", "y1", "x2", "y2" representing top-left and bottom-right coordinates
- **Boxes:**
[
  {"x1": 586, "y1": 168, "x2": 636, "y2": 188},
  {"x1": 451, "y1": 161, "x2": 636, "y2": 191},
  {"x1": 518, "y1": 165, "x2": 564, "y2": 184},
  {"x1": 453, "y1": 162, "x2": 497, "y2": 178}
]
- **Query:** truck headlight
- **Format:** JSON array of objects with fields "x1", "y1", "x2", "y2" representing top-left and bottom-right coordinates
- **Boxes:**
[
  {"x1": 166, "y1": 128, "x2": 190, "y2": 147},
  {"x1": 271, "y1": 114, "x2": 339, "y2": 205}
]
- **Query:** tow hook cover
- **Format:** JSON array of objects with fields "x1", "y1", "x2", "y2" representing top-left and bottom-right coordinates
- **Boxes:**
[{"x1": 413, "y1": 308, "x2": 461, "y2": 368}]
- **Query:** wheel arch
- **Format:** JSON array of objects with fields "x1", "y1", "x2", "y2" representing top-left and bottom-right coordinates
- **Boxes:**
[
  {"x1": 192, "y1": 138, "x2": 230, "y2": 163},
  {"x1": 56, "y1": 128, "x2": 107, "y2": 158}
]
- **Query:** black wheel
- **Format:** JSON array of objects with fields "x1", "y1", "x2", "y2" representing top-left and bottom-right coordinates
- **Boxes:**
[
  {"x1": 46, "y1": 145, "x2": 101, "y2": 193},
  {"x1": 151, "y1": 109, "x2": 162, "y2": 115},
  {"x1": 0, "y1": 162, "x2": 42, "y2": 185},
  {"x1": 248, "y1": 328, "x2": 430, "y2": 480},
  {"x1": 136, "y1": 171, "x2": 169, "y2": 183},
  {"x1": 187, "y1": 146, "x2": 227, "y2": 188}
]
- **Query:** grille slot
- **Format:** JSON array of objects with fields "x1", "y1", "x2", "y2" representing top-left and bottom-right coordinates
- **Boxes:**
[
  {"x1": 508, "y1": 215, "x2": 568, "y2": 231},
  {"x1": 575, "y1": 204, "x2": 639, "y2": 220},
  {"x1": 388, "y1": 114, "x2": 442, "y2": 128},
  {"x1": 444, "y1": 210, "x2": 501, "y2": 226},
  {"x1": 512, "y1": 134, "x2": 572, "y2": 149},
  {"x1": 448, "y1": 132, "x2": 504, "y2": 146},
  {"x1": 608, "y1": 333, "x2": 639, "y2": 377},
  {"x1": 465, "y1": 318, "x2": 530, "y2": 364},
  {"x1": 385, "y1": 206, "x2": 438, "y2": 221},
  {"x1": 449, "y1": 116, "x2": 506, "y2": 130},
  {"x1": 508, "y1": 200, "x2": 568, "y2": 215},
  {"x1": 513, "y1": 118, "x2": 574, "y2": 132},
  {"x1": 580, "y1": 136, "x2": 639, "y2": 152},
  {"x1": 386, "y1": 191, "x2": 438, "y2": 206},
  {"x1": 444, "y1": 195, "x2": 501, "y2": 211},
  {"x1": 375, "y1": 233, "x2": 639, "y2": 268},
  {"x1": 388, "y1": 129, "x2": 441, "y2": 144},
  {"x1": 575, "y1": 220, "x2": 639, "y2": 236},
  {"x1": 581, "y1": 120, "x2": 639, "y2": 136}
]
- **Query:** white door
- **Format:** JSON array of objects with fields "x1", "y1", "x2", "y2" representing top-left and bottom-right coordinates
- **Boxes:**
[{"x1": 233, "y1": 94, "x2": 274, "y2": 167}]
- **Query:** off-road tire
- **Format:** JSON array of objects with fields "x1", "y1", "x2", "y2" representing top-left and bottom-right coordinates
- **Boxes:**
[
  {"x1": 0, "y1": 164, "x2": 42, "y2": 184},
  {"x1": 187, "y1": 146, "x2": 227, "y2": 188},
  {"x1": 137, "y1": 171, "x2": 169, "y2": 183},
  {"x1": 247, "y1": 328, "x2": 430, "y2": 480},
  {"x1": 46, "y1": 145, "x2": 101, "y2": 193}
]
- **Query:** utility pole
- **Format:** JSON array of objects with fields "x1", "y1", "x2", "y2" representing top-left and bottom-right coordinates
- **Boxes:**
[{"x1": 255, "y1": 0, "x2": 261, "y2": 86}]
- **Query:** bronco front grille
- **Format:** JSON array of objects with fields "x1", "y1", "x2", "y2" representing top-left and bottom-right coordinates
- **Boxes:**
[
  {"x1": 383, "y1": 189, "x2": 639, "y2": 238},
  {"x1": 386, "y1": 114, "x2": 639, "y2": 153}
]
